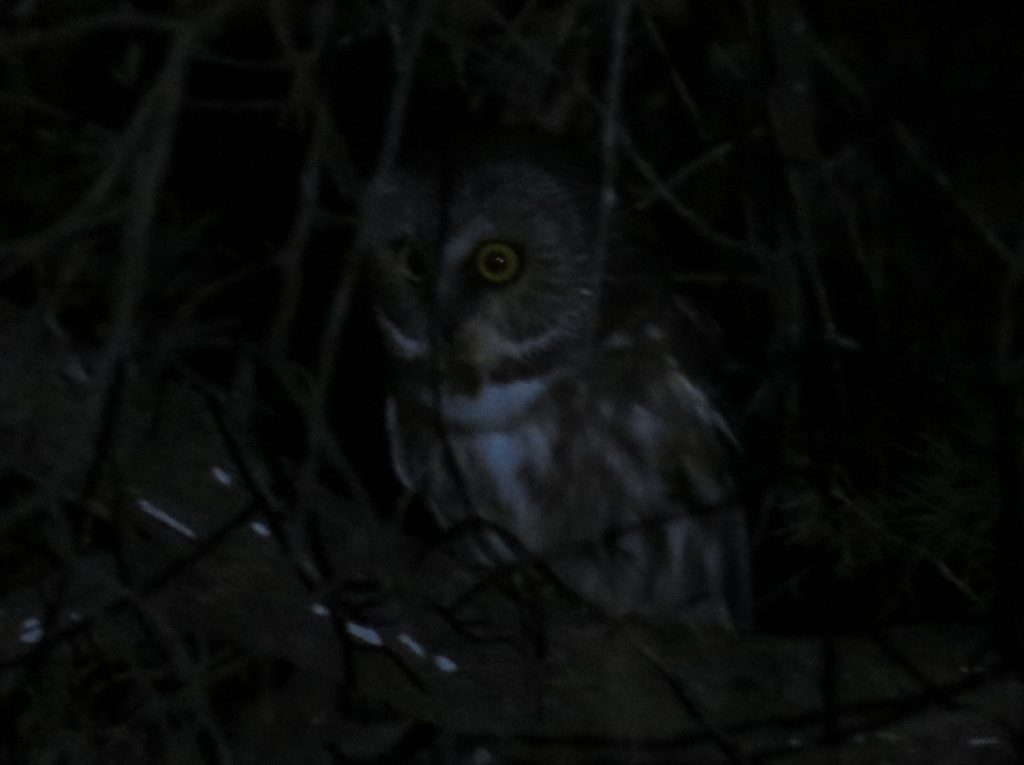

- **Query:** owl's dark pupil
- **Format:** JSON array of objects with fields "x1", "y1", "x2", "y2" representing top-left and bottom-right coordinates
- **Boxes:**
[{"x1": 486, "y1": 251, "x2": 508, "y2": 272}]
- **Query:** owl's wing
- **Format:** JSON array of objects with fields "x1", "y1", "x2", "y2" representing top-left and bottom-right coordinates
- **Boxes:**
[{"x1": 594, "y1": 306, "x2": 753, "y2": 625}]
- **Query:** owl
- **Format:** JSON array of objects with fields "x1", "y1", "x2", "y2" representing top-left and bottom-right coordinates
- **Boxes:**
[{"x1": 359, "y1": 134, "x2": 751, "y2": 625}]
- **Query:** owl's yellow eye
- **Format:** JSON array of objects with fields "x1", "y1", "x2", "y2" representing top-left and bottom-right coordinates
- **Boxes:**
[{"x1": 474, "y1": 241, "x2": 521, "y2": 285}]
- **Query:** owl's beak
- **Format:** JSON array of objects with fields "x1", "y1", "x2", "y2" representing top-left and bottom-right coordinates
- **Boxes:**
[{"x1": 447, "y1": 318, "x2": 506, "y2": 370}]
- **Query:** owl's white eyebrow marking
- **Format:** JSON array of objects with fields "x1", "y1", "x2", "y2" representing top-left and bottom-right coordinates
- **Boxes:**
[
  {"x1": 376, "y1": 309, "x2": 429, "y2": 359},
  {"x1": 461, "y1": 316, "x2": 581, "y2": 366},
  {"x1": 502, "y1": 316, "x2": 587, "y2": 361}
]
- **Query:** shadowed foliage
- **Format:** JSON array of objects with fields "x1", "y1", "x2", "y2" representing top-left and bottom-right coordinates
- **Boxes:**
[{"x1": 1, "y1": 1, "x2": 1021, "y2": 762}]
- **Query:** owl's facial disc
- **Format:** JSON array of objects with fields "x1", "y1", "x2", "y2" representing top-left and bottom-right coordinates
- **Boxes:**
[{"x1": 366, "y1": 159, "x2": 601, "y2": 406}]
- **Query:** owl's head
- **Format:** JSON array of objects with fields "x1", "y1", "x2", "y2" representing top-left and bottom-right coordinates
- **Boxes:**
[{"x1": 360, "y1": 136, "x2": 610, "y2": 410}]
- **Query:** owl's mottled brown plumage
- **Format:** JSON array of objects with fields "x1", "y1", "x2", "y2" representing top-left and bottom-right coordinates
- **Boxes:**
[{"x1": 360, "y1": 134, "x2": 750, "y2": 624}]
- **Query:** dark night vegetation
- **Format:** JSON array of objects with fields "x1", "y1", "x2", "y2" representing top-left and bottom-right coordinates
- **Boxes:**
[{"x1": 0, "y1": 1, "x2": 1021, "y2": 762}]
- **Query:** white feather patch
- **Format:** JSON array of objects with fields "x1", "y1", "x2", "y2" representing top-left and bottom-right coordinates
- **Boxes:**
[{"x1": 440, "y1": 374, "x2": 557, "y2": 429}]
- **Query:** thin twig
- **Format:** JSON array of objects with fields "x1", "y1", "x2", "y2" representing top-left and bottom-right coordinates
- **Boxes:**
[
  {"x1": 374, "y1": 0, "x2": 438, "y2": 179},
  {"x1": 892, "y1": 121, "x2": 1021, "y2": 271},
  {"x1": 595, "y1": 0, "x2": 632, "y2": 263},
  {"x1": 0, "y1": 11, "x2": 180, "y2": 52}
]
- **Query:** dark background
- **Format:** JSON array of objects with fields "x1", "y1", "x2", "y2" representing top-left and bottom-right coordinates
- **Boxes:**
[{"x1": 1, "y1": 1, "x2": 1021, "y2": 762}]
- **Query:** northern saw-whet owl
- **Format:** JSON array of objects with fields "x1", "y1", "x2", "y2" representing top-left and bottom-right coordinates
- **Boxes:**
[{"x1": 360, "y1": 134, "x2": 751, "y2": 625}]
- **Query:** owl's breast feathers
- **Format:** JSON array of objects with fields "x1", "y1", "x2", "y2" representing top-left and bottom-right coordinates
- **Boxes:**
[{"x1": 385, "y1": 313, "x2": 751, "y2": 623}]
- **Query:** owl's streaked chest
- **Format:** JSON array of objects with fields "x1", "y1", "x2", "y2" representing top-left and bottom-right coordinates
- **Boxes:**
[
  {"x1": 387, "y1": 365, "x2": 662, "y2": 538},
  {"x1": 383, "y1": 334, "x2": 748, "y2": 621},
  {"x1": 456, "y1": 419, "x2": 556, "y2": 551}
]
